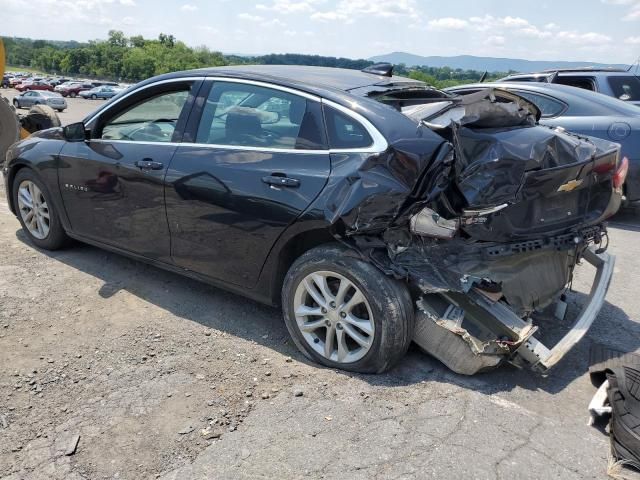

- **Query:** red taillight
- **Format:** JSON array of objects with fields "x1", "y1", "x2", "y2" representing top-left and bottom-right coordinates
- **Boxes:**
[{"x1": 613, "y1": 156, "x2": 629, "y2": 190}]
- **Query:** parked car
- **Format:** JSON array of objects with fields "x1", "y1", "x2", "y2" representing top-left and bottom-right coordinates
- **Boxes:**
[
  {"x1": 15, "y1": 80, "x2": 54, "y2": 92},
  {"x1": 446, "y1": 82, "x2": 640, "y2": 204},
  {"x1": 497, "y1": 68, "x2": 640, "y2": 107},
  {"x1": 10, "y1": 76, "x2": 28, "y2": 87},
  {"x1": 1, "y1": 75, "x2": 10, "y2": 88},
  {"x1": 2, "y1": 65, "x2": 624, "y2": 375},
  {"x1": 91, "y1": 81, "x2": 119, "y2": 88},
  {"x1": 57, "y1": 82, "x2": 93, "y2": 97},
  {"x1": 80, "y1": 86, "x2": 119, "y2": 100},
  {"x1": 12, "y1": 90, "x2": 67, "y2": 112}
]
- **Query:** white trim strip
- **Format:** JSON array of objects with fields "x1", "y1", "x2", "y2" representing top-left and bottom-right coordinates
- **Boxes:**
[{"x1": 85, "y1": 75, "x2": 389, "y2": 155}]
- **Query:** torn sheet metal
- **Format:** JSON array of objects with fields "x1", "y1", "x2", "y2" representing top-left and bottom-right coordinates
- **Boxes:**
[{"x1": 318, "y1": 84, "x2": 621, "y2": 373}]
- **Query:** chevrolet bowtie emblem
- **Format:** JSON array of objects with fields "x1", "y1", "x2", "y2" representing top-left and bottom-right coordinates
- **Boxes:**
[{"x1": 557, "y1": 179, "x2": 583, "y2": 192}]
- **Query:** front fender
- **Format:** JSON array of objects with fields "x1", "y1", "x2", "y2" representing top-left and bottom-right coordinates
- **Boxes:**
[{"x1": 4, "y1": 134, "x2": 70, "y2": 230}]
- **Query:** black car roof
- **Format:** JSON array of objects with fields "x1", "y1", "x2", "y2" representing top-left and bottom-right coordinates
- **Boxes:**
[{"x1": 153, "y1": 65, "x2": 424, "y2": 93}]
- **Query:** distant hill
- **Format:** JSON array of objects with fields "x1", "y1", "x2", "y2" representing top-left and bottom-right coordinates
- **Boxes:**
[{"x1": 369, "y1": 52, "x2": 629, "y2": 73}]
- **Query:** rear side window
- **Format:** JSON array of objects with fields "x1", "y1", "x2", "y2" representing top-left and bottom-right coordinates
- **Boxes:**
[
  {"x1": 512, "y1": 90, "x2": 566, "y2": 117},
  {"x1": 323, "y1": 105, "x2": 373, "y2": 149},
  {"x1": 195, "y1": 82, "x2": 326, "y2": 150},
  {"x1": 554, "y1": 76, "x2": 596, "y2": 91},
  {"x1": 607, "y1": 76, "x2": 640, "y2": 101}
]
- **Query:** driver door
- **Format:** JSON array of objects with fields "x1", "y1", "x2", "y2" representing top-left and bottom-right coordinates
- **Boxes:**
[{"x1": 58, "y1": 79, "x2": 201, "y2": 261}]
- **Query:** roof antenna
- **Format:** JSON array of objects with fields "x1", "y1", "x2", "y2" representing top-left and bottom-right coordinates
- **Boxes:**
[
  {"x1": 479, "y1": 70, "x2": 488, "y2": 83},
  {"x1": 362, "y1": 63, "x2": 394, "y2": 77}
]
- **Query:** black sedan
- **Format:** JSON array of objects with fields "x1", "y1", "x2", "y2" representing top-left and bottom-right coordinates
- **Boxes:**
[
  {"x1": 2, "y1": 65, "x2": 624, "y2": 374},
  {"x1": 446, "y1": 82, "x2": 640, "y2": 204}
]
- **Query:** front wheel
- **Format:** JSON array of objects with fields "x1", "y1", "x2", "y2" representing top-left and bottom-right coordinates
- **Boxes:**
[
  {"x1": 13, "y1": 169, "x2": 69, "y2": 250},
  {"x1": 91, "y1": 94, "x2": 97, "y2": 100},
  {"x1": 69, "y1": 92, "x2": 77, "y2": 98},
  {"x1": 12, "y1": 99, "x2": 20, "y2": 109},
  {"x1": 282, "y1": 244, "x2": 414, "y2": 373}
]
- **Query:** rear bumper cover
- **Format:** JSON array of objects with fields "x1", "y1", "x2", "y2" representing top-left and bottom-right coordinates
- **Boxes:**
[
  {"x1": 413, "y1": 246, "x2": 615, "y2": 374},
  {"x1": 513, "y1": 247, "x2": 615, "y2": 372}
]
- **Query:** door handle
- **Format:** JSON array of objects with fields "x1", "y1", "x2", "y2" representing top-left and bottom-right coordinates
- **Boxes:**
[
  {"x1": 135, "y1": 159, "x2": 164, "y2": 170},
  {"x1": 262, "y1": 174, "x2": 300, "y2": 188}
]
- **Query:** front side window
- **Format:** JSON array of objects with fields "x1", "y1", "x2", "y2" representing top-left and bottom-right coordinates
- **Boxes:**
[
  {"x1": 323, "y1": 105, "x2": 373, "y2": 149},
  {"x1": 101, "y1": 89, "x2": 189, "y2": 142},
  {"x1": 195, "y1": 81, "x2": 325, "y2": 150},
  {"x1": 512, "y1": 90, "x2": 566, "y2": 117}
]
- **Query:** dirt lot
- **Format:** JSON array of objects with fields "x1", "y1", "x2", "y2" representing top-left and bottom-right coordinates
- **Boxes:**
[{"x1": 2, "y1": 91, "x2": 640, "y2": 479}]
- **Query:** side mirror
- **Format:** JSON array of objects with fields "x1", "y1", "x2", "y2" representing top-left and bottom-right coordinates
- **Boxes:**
[{"x1": 63, "y1": 122, "x2": 88, "y2": 142}]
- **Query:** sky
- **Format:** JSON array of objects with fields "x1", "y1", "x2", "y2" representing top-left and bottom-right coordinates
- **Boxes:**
[{"x1": 2, "y1": 0, "x2": 640, "y2": 63}]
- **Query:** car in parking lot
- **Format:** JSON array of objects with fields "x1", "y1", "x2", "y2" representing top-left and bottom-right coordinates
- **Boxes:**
[
  {"x1": 12, "y1": 90, "x2": 67, "y2": 112},
  {"x1": 80, "y1": 86, "x2": 120, "y2": 100},
  {"x1": 56, "y1": 82, "x2": 93, "y2": 97},
  {"x1": 1, "y1": 65, "x2": 625, "y2": 375},
  {"x1": 498, "y1": 68, "x2": 640, "y2": 106},
  {"x1": 446, "y1": 82, "x2": 640, "y2": 204},
  {"x1": 15, "y1": 80, "x2": 54, "y2": 92}
]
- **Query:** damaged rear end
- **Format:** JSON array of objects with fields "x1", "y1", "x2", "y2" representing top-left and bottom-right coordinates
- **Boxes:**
[{"x1": 324, "y1": 86, "x2": 625, "y2": 375}]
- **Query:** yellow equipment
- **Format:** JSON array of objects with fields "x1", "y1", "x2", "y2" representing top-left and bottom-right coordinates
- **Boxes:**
[{"x1": 0, "y1": 37, "x2": 61, "y2": 160}]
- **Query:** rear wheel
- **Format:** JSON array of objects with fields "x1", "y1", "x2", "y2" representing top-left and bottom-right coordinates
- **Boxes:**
[
  {"x1": 282, "y1": 244, "x2": 414, "y2": 373},
  {"x1": 69, "y1": 92, "x2": 76, "y2": 98},
  {"x1": 13, "y1": 169, "x2": 69, "y2": 250}
]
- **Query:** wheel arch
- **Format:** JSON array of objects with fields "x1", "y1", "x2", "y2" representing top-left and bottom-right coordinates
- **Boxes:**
[
  {"x1": 258, "y1": 221, "x2": 338, "y2": 306},
  {"x1": 5, "y1": 162, "x2": 31, "y2": 214}
]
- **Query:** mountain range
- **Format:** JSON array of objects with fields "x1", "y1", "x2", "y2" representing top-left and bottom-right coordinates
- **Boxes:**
[{"x1": 368, "y1": 52, "x2": 630, "y2": 73}]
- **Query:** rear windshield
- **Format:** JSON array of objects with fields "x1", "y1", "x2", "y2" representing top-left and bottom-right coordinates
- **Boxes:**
[{"x1": 607, "y1": 76, "x2": 640, "y2": 101}]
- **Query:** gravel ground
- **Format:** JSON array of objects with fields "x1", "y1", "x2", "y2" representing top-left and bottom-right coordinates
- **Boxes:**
[{"x1": 2, "y1": 90, "x2": 640, "y2": 479}]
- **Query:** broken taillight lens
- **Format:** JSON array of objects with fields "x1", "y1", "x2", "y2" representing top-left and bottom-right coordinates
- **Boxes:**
[{"x1": 613, "y1": 156, "x2": 629, "y2": 190}]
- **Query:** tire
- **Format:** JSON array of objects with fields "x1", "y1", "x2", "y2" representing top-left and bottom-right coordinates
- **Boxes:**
[
  {"x1": 12, "y1": 99, "x2": 20, "y2": 109},
  {"x1": 91, "y1": 94, "x2": 97, "y2": 100},
  {"x1": 69, "y1": 92, "x2": 77, "y2": 98},
  {"x1": 57, "y1": 109, "x2": 65, "y2": 113},
  {"x1": 12, "y1": 169, "x2": 69, "y2": 250},
  {"x1": 282, "y1": 244, "x2": 414, "y2": 373}
]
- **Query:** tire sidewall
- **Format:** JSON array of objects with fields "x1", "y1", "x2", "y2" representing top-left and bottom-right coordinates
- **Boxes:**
[
  {"x1": 13, "y1": 169, "x2": 67, "y2": 250},
  {"x1": 282, "y1": 245, "x2": 413, "y2": 373}
]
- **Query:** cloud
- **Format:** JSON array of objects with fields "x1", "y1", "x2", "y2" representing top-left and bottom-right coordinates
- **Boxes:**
[
  {"x1": 602, "y1": 0, "x2": 640, "y2": 20},
  {"x1": 238, "y1": 13, "x2": 264, "y2": 21},
  {"x1": 311, "y1": 0, "x2": 418, "y2": 23},
  {"x1": 485, "y1": 35, "x2": 506, "y2": 46},
  {"x1": 624, "y1": 35, "x2": 640, "y2": 43},
  {"x1": 256, "y1": 0, "x2": 317, "y2": 14},
  {"x1": 556, "y1": 31, "x2": 612, "y2": 44},
  {"x1": 180, "y1": 4, "x2": 198, "y2": 12},
  {"x1": 427, "y1": 17, "x2": 469, "y2": 30}
]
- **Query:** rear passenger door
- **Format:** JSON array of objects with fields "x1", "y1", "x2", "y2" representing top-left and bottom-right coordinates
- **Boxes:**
[{"x1": 165, "y1": 79, "x2": 330, "y2": 287}]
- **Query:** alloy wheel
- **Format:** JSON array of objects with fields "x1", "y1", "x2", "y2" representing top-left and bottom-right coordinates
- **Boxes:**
[
  {"x1": 293, "y1": 271, "x2": 375, "y2": 363},
  {"x1": 17, "y1": 180, "x2": 50, "y2": 240}
]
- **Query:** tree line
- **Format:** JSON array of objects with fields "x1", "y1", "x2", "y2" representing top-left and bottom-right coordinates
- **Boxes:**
[{"x1": 3, "y1": 31, "x2": 507, "y2": 87}]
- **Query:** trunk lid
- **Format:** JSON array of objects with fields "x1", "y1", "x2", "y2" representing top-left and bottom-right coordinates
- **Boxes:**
[{"x1": 406, "y1": 88, "x2": 621, "y2": 242}]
